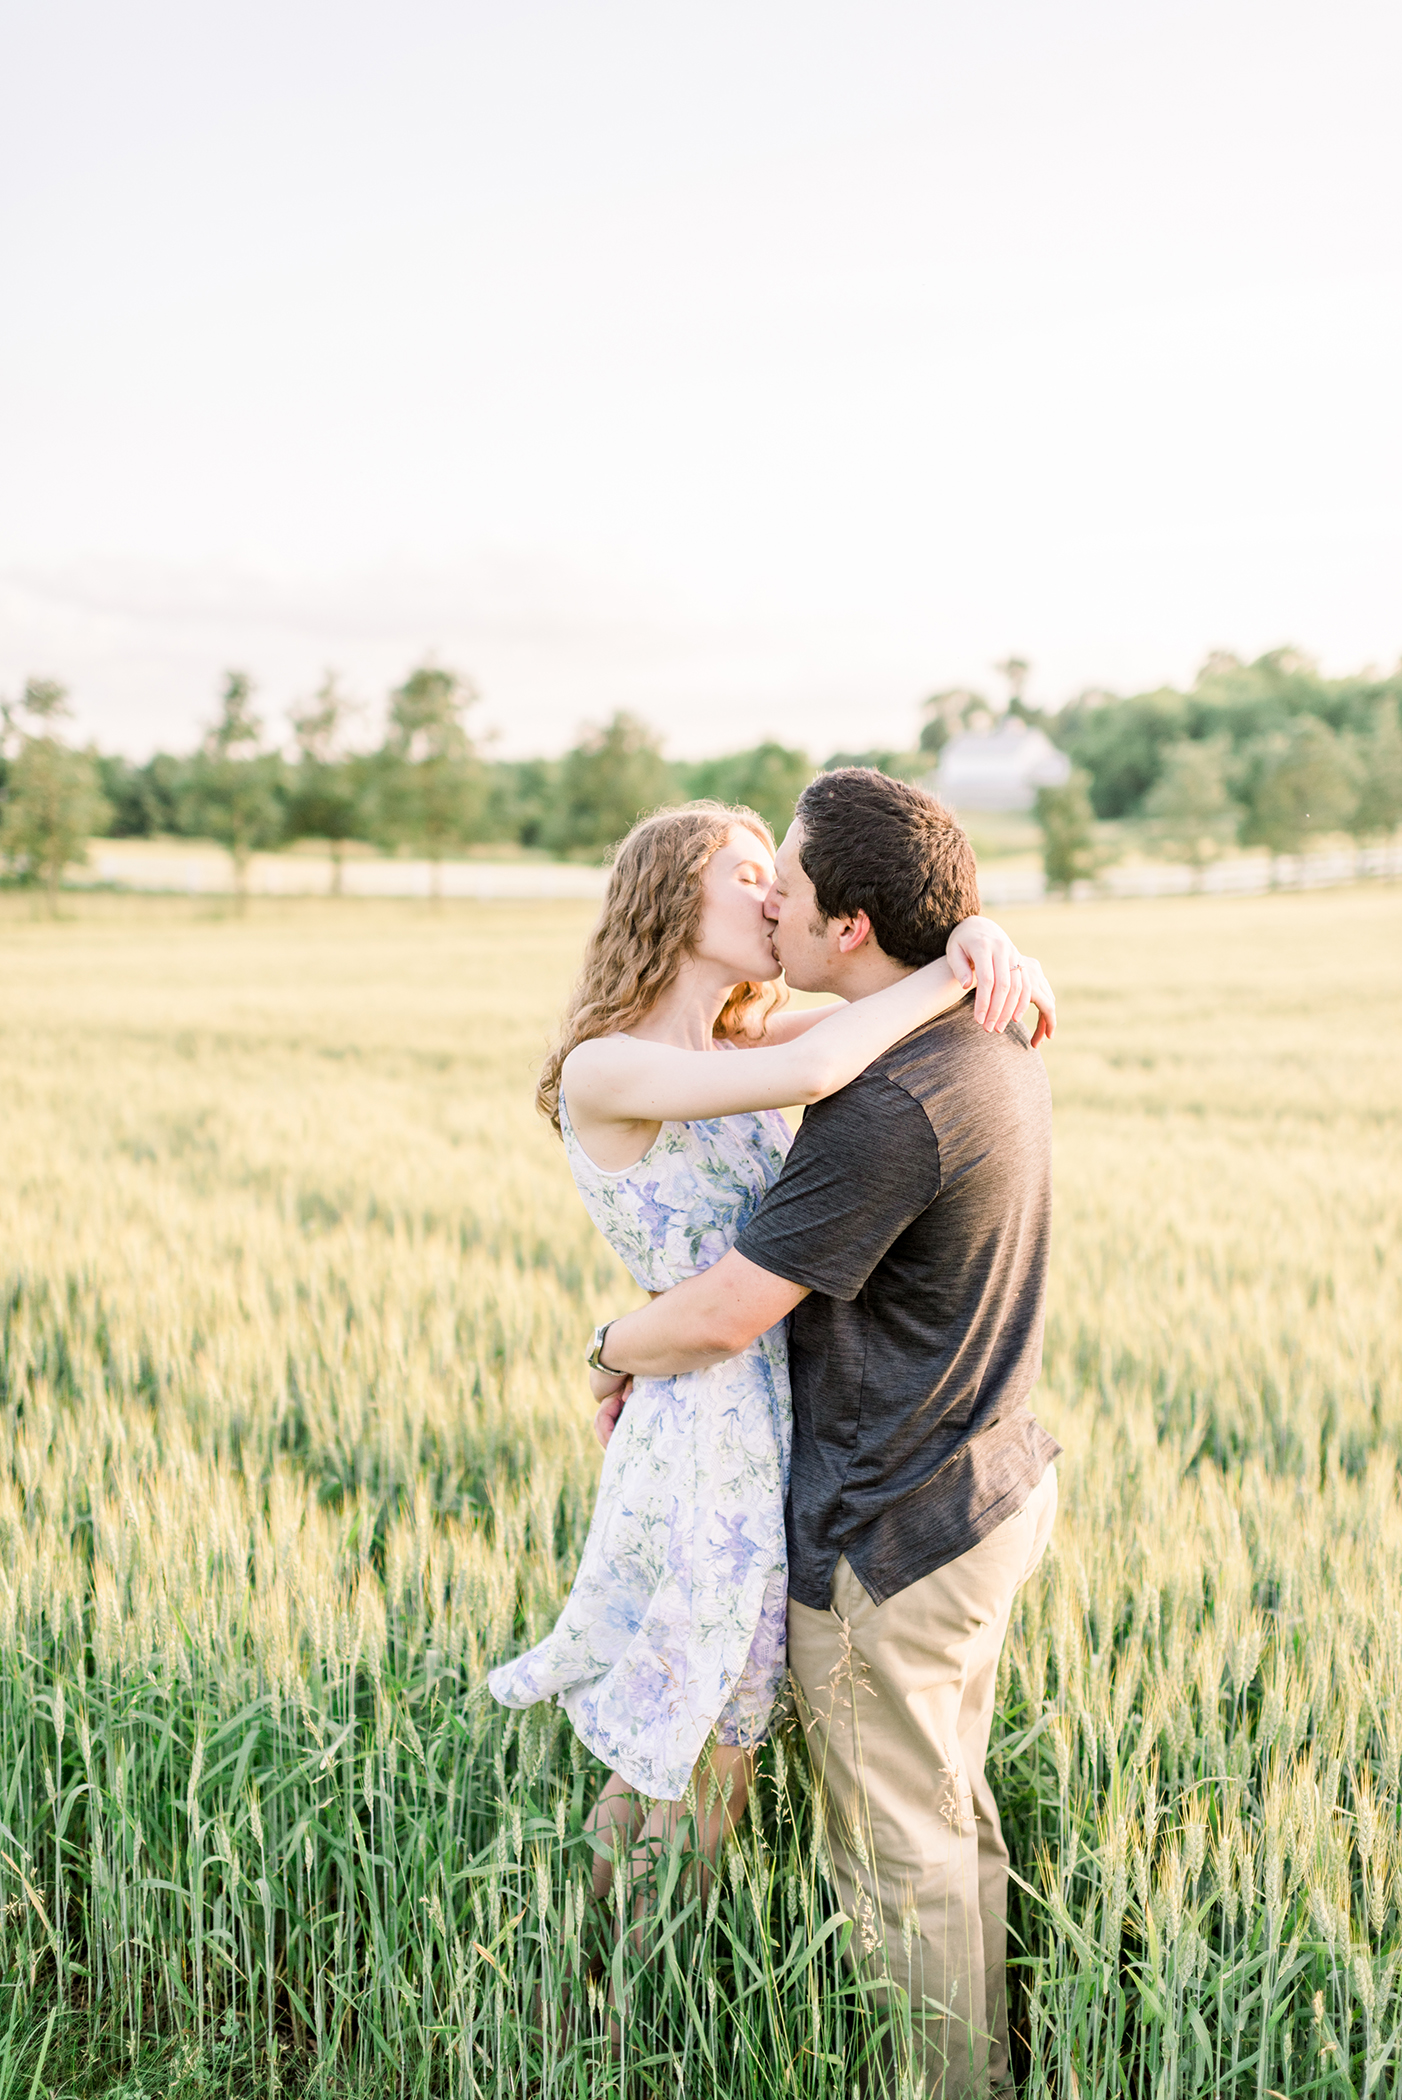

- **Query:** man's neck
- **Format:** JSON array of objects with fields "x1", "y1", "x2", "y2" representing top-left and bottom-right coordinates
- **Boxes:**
[{"x1": 822, "y1": 950, "x2": 916, "y2": 1003}]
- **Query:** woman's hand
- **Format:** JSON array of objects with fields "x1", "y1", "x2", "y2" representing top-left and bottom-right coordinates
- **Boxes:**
[
  {"x1": 946, "y1": 917, "x2": 1057, "y2": 1044},
  {"x1": 946, "y1": 916, "x2": 1028, "y2": 1033}
]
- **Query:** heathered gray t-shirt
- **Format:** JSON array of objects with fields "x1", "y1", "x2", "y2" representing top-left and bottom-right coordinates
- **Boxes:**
[{"x1": 735, "y1": 993, "x2": 1060, "y2": 1611}]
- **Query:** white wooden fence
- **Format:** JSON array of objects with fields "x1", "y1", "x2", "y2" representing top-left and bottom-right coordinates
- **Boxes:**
[
  {"x1": 84, "y1": 845, "x2": 610, "y2": 900},
  {"x1": 977, "y1": 840, "x2": 1402, "y2": 907},
  {"x1": 81, "y1": 838, "x2": 1402, "y2": 906}
]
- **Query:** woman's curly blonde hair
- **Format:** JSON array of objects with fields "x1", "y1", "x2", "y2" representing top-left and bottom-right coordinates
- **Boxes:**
[{"x1": 536, "y1": 801, "x2": 785, "y2": 1132}]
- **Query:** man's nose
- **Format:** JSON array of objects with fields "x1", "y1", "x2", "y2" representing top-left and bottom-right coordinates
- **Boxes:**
[{"x1": 761, "y1": 885, "x2": 779, "y2": 920}]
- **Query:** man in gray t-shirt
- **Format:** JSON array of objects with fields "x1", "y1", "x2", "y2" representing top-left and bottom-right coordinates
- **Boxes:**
[
  {"x1": 590, "y1": 769, "x2": 1059, "y2": 2099},
  {"x1": 736, "y1": 988, "x2": 1059, "y2": 1617}
]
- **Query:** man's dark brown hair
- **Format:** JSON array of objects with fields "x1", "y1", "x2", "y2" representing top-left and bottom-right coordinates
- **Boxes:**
[{"x1": 793, "y1": 767, "x2": 980, "y2": 968}]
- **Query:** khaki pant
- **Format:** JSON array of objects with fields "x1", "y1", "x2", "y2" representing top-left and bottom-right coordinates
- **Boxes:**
[{"x1": 787, "y1": 1466, "x2": 1058, "y2": 2100}]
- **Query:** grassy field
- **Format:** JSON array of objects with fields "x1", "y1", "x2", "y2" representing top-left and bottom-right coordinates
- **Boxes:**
[{"x1": 1, "y1": 885, "x2": 1400, "y2": 2098}]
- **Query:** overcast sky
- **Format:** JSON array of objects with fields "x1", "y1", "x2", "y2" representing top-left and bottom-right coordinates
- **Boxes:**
[{"x1": 4, "y1": 0, "x2": 1400, "y2": 760}]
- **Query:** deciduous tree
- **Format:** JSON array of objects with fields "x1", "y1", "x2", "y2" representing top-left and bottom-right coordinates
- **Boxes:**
[
  {"x1": 182, "y1": 671, "x2": 286, "y2": 911},
  {"x1": 679, "y1": 742, "x2": 813, "y2": 843},
  {"x1": 1034, "y1": 770, "x2": 1101, "y2": 896},
  {"x1": 1237, "y1": 717, "x2": 1356, "y2": 882},
  {"x1": 0, "y1": 679, "x2": 111, "y2": 915},
  {"x1": 1140, "y1": 737, "x2": 1237, "y2": 888},
  {"x1": 370, "y1": 664, "x2": 485, "y2": 900},
  {"x1": 482, "y1": 758, "x2": 560, "y2": 849},
  {"x1": 919, "y1": 690, "x2": 988, "y2": 758},
  {"x1": 543, "y1": 713, "x2": 673, "y2": 860},
  {"x1": 286, "y1": 674, "x2": 365, "y2": 895},
  {"x1": 1344, "y1": 703, "x2": 1402, "y2": 873}
]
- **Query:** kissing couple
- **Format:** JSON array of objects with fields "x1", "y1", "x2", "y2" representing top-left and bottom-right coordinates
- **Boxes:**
[{"x1": 491, "y1": 765, "x2": 1061, "y2": 2097}]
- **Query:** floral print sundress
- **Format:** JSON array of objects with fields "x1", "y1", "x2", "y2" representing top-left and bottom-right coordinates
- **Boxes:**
[{"x1": 488, "y1": 1095, "x2": 793, "y2": 1801}]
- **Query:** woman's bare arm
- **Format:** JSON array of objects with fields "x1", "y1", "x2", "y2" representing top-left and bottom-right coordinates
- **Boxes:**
[
  {"x1": 563, "y1": 953, "x2": 974, "y2": 1127},
  {"x1": 735, "y1": 1004, "x2": 837, "y2": 1046},
  {"x1": 737, "y1": 915, "x2": 1054, "y2": 1048}
]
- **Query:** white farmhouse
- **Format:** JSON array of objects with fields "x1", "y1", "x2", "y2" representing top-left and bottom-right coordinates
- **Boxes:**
[{"x1": 929, "y1": 718, "x2": 1071, "y2": 812}]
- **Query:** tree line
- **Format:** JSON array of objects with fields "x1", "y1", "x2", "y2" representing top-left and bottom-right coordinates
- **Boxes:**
[
  {"x1": 2, "y1": 646, "x2": 1400, "y2": 911},
  {"x1": 1021, "y1": 648, "x2": 1402, "y2": 890},
  {"x1": 0, "y1": 663, "x2": 825, "y2": 911}
]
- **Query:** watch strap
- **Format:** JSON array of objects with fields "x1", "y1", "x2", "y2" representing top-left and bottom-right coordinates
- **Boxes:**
[{"x1": 587, "y1": 1321, "x2": 616, "y2": 1371}]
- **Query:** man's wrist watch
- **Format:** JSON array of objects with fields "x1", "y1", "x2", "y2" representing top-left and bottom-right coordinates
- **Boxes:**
[{"x1": 586, "y1": 1322, "x2": 619, "y2": 1373}]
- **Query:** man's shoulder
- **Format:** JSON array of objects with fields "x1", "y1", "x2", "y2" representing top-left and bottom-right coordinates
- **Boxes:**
[
  {"x1": 791, "y1": 1059, "x2": 941, "y2": 1171},
  {"x1": 801, "y1": 1058, "x2": 934, "y2": 1124},
  {"x1": 873, "y1": 997, "x2": 1045, "y2": 1108}
]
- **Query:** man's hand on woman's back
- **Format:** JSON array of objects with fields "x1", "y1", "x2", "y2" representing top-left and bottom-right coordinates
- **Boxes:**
[{"x1": 592, "y1": 1373, "x2": 631, "y2": 1448}]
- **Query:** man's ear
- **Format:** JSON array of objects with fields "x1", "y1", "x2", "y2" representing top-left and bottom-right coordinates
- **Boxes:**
[{"x1": 834, "y1": 910, "x2": 874, "y2": 955}]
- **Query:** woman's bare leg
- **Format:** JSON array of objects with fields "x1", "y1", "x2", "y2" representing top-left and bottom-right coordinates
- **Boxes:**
[
  {"x1": 586, "y1": 1769, "x2": 645, "y2": 1903},
  {"x1": 627, "y1": 1742, "x2": 753, "y2": 1928},
  {"x1": 694, "y1": 1742, "x2": 753, "y2": 1869},
  {"x1": 596, "y1": 1744, "x2": 753, "y2": 2052}
]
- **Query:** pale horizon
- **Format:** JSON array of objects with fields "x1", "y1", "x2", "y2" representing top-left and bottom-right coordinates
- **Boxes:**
[{"x1": 4, "y1": 0, "x2": 1400, "y2": 762}]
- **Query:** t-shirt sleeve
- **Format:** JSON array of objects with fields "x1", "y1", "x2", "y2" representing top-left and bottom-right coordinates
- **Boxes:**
[{"x1": 734, "y1": 1076, "x2": 941, "y2": 1302}]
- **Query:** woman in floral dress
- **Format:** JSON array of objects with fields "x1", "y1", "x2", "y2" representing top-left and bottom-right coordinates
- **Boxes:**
[{"x1": 488, "y1": 799, "x2": 1037, "y2": 1889}]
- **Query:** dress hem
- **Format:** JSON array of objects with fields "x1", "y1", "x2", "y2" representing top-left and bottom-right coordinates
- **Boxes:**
[{"x1": 486, "y1": 1658, "x2": 778, "y2": 1803}]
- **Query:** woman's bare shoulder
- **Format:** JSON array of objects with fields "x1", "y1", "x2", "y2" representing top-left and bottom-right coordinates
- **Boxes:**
[{"x1": 559, "y1": 1034, "x2": 627, "y2": 1087}]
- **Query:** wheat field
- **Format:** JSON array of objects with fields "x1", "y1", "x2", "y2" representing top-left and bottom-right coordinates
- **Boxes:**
[{"x1": 1, "y1": 885, "x2": 1400, "y2": 2098}]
